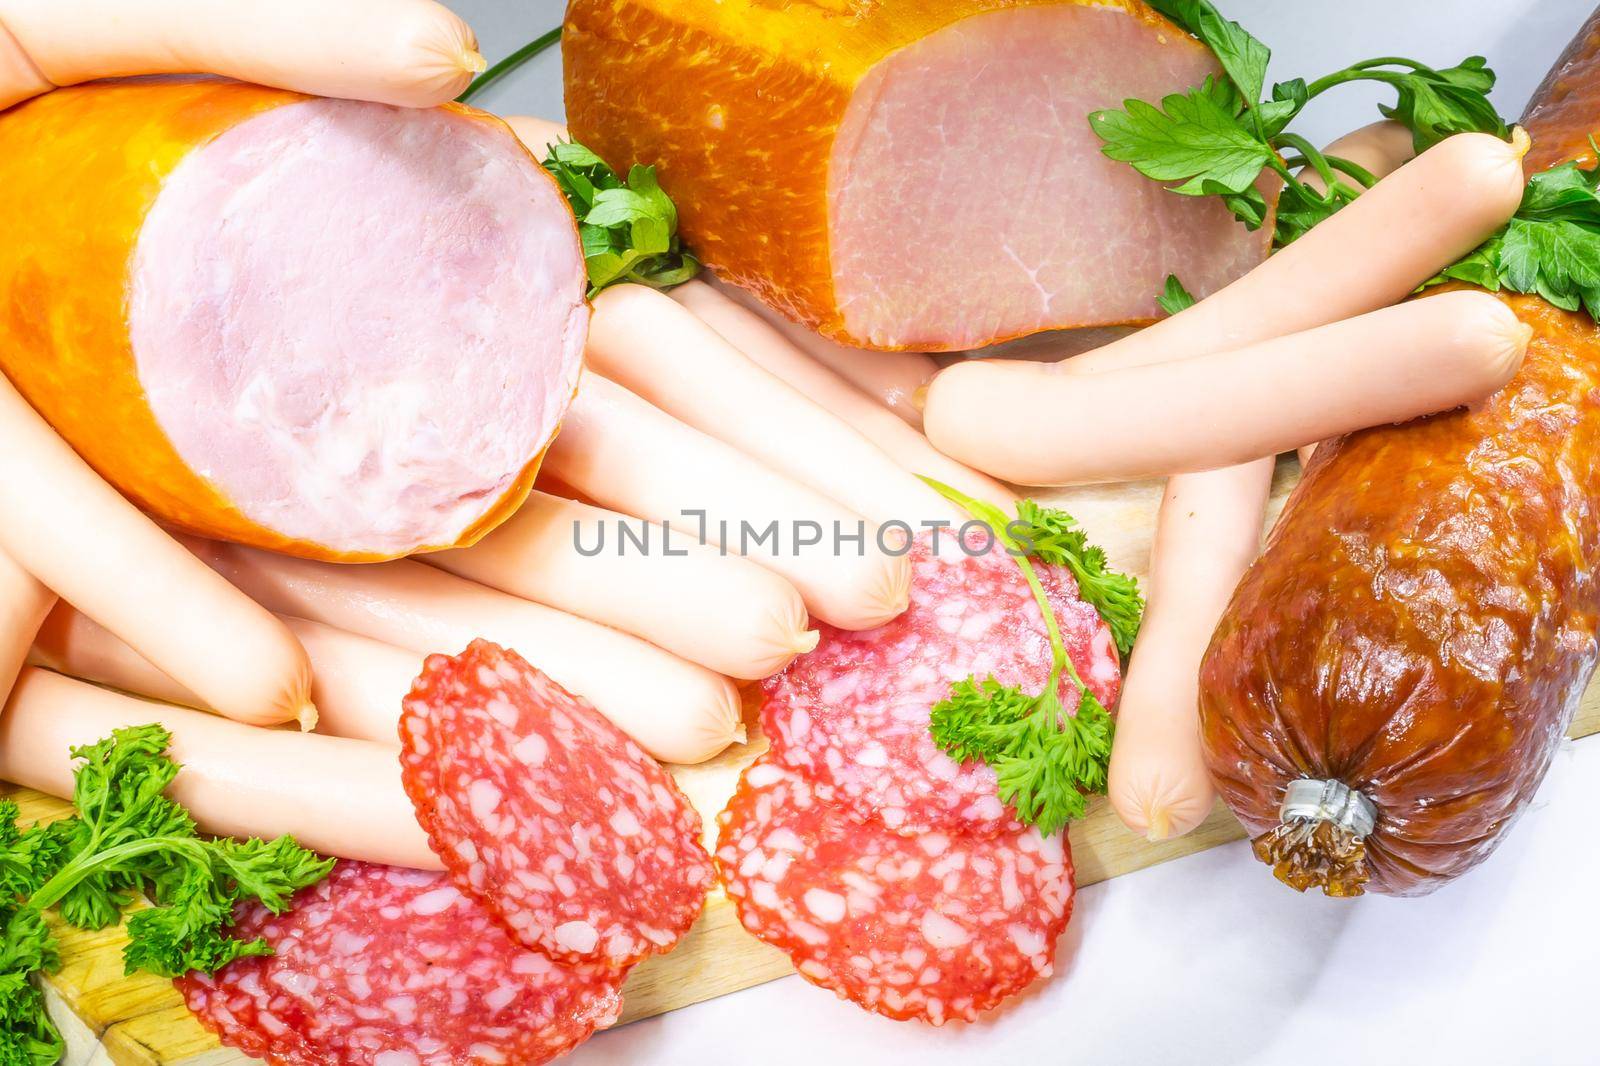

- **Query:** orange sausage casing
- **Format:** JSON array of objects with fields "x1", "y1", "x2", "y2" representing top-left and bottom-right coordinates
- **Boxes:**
[
  {"x1": 0, "y1": 78, "x2": 585, "y2": 561},
  {"x1": 1198, "y1": 24, "x2": 1600, "y2": 897}
]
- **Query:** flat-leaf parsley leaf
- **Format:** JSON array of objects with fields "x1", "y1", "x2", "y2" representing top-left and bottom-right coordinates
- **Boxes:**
[
  {"x1": 543, "y1": 142, "x2": 700, "y2": 297},
  {"x1": 1093, "y1": 0, "x2": 1509, "y2": 247},
  {"x1": 1424, "y1": 155, "x2": 1600, "y2": 317}
]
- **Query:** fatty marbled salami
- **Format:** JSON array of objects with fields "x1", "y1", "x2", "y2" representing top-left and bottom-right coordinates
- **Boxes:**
[
  {"x1": 1198, "y1": 14, "x2": 1600, "y2": 897},
  {"x1": 399, "y1": 640, "x2": 712, "y2": 965},
  {"x1": 717, "y1": 759, "x2": 1075, "y2": 1026},
  {"x1": 762, "y1": 531, "x2": 1121, "y2": 837},
  {"x1": 177, "y1": 862, "x2": 624, "y2": 1066}
]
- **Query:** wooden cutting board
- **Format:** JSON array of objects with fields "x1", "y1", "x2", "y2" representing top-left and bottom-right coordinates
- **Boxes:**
[{"x1": 24, "y1": 460, "x2": 1600, "y2": 1064}]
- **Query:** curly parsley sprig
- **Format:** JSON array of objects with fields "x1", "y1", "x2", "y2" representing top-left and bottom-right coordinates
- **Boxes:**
[
  {"x1": 920, "y1": 479, "x2": 1142, "y2": 834},
  {"x1": 1092, "y1": 0, "x2": 1508, "y2": 248},
  {"x1": 0, "y1": 725, "x2": 332, "y2": 1062}
]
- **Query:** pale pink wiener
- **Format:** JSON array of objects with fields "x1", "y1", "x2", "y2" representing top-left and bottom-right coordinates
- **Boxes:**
[
  {"x1": 502, "y1": 114, "x2": 569, "y2": 156},
  {"x1": 431, "y1": 490, "x2": 816, "y2": 681},
  {"x1": 587, "y1": 285, "x2": 960, "y2": 525},
  {"x1": 0, "y1": 667, "x2": 439, "y2": 870},
  {"x1": 923, "y1": 131, "x2": 1529, "y2": 478},
  {"x1": 0, "y1": 0, "x2": 484, "y2": 110},
  {"x1": 1107, "y1": 466, "x2": 1273, "y2": 839},
  {"x1": 30, "y1": 605, "x2": 420, "y2": 746},
  {"x1": 960, "y1": 292, "x2": 1529, "y2": 484},
  {"x1": 1294, "y1": 121, "x2": 1418, "y2": 468},
  {"x1": 546, "y1": 376, "x2": 913, "y2": 631},
  {"x1": 671, "y1": 280, "x2": 1014, "y2": 511},
  {"x1": 0, "y1": 548, "x2": 54, "y2": 701},
  {"x1": 0, "y1": 374, "x2": 315, "y2": 728},
  {"x1": 1108, "y1": 122, "x2": 1421, "y2": 842},
  {"x1": 183, "y1": 538, "x2": 745, "y2": 765},
  {"x1": 716, "y1": 282, "x2": 939, "y2": 430}
]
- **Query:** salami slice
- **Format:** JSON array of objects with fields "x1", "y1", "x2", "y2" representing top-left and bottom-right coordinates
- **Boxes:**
[
  {"x1": 399, "y1": 639, "x2": 712, "y2": 966},
  {"x1": 176, "y1": 862, "x2": 624, "y2": 1066},
  {"x1": 762, "y1": 530, "x2": 1121, "y2": 836},
  {"x1": 717, "y1": 759, "x2": 1075, "y2": 1026}
]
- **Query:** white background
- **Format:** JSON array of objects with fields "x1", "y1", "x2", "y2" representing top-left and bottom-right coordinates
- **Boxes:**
[{"x1": 448, "y1": 1, "x2": 1600, "y2": 1063}]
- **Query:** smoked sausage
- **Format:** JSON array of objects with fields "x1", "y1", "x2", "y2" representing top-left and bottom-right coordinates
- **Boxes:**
[{"x1": 1198, "y1": 22, "x2": 1600, "y2": 896}]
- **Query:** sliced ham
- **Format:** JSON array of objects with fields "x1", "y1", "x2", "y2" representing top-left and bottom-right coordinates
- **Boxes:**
[{"x1": 564, "y1": 0, "x2": 1267, "y2": 351}]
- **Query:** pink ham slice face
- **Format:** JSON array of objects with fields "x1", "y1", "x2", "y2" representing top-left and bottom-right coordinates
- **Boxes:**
[
  {"x1": 129, "y1": 99, "x2": 587, "y2": 556},
  {"x1": 827, "y1": 5, "x2": 1265, "y2": 351}
]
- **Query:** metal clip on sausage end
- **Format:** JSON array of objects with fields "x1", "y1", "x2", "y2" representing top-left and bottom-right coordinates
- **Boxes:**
[{"x1": 1251, "y1": 778, "x2": 1377, "y2": 898}]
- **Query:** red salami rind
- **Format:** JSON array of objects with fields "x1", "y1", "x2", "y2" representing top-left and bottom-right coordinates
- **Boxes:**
[
  {"x1": 762, "y1": 530, "x2": 1122, "y2": 837},
  {"x1": 399, "y1": 640, "x2": 713, "y2": 966},
  {"x1": 716, "y1": 759, "x2": 1075, "y2": 1026},
  {"x1": 176, "y1": 862, "x2": 624, "y2": 1066}
]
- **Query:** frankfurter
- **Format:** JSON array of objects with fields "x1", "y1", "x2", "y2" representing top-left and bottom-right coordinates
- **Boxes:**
[
  {"x1": 503, "y1": 114, "x2": 568, "y2": 155},
  {"x1": 0, "y1": 548, "x2": 54, "y2": 703},
  {"x1": 966, "y1": 292, "x2": 1528, "y2": 485},
  {"x1": 1108, "y1": 122, "x2": 1418, "y2": 842},
  {"x1": 672, "y1": 280, "x2": 1015, "y2": 511},
  {"x1": 430, "y1": 490, "x2": 816, "y2": 680},
  {"x1": 0, "y1": 78, "x2": 586, "y2": 563},
  {"x1": 546, "y1": 376, "x2": 912, "y2": 631},
  {"x1": 31, "y1": 606, "x2": 420, "y2": 746},
  {"x1": 0, "y1": 374, "x2": 314, "y2": 728},
  {"x1": 0, "y1": 0, "x2": 483, "y2": 110},
  {"x1": 1108, "y1": 465, "x2": 1273, "y2": 839},
  {"x1": 587, "y1": 285, "x2": 957, "y2": 524},
  {"x1": 715, "y1": 281, "x2": 939, "y2": 428},
  {"x1": 0, "y1": 667, "x2": 438, "y2": 870},
  {"x1": 184, "y1": 537, "x2": 744, "y2": 765},
  {"x1": 923, "y1": 130, "x2": 1530, "y2": 477},
  {"x1": 1200, "y1": 24, "x2": 1600, "y2": 897},
  {"x1": 1294, "y1": 121, "x2": 1417, "y2": 468}
]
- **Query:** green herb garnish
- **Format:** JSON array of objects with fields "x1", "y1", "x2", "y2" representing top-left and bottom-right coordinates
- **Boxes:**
[
  {"x1": 542, "y1": 142, "x2": 701, "y2": 296},
  {"x1": 1091, "y1": 0, "x2": 1508, "y2": 248},
  {"x1": 1424, "y1": 154, "x2": 1600, "y2": 316},
  {"x1": 921, "y1": 479, "x2": 1140, "y2": 834},
  {"x1": 457, "y1": 23, "x2": 700, "y2": 296},
  {"x1": 1010, "y1": 499, "x2": 1145, "y2": 657},
  {"x1": 1156, "y1": 274, "x2": 1199, "y2": 315},
  {"x1": 0, "y1": 725, "x2": 332, "y2": 1062}
]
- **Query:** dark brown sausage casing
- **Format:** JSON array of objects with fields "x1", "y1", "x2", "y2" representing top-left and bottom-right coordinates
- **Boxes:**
[{"x1": 1197, "y1": 14, "x2": 1600, "y2": 897}]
